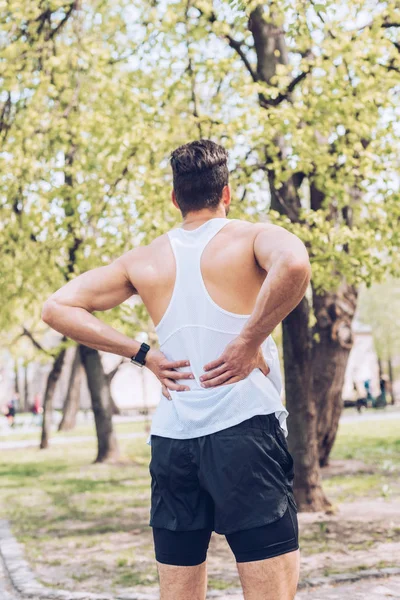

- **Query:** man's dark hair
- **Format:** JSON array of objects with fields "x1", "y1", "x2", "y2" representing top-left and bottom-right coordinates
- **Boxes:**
[{"x1": 170, "y1": 139, "x2": 229, "y2": 216}]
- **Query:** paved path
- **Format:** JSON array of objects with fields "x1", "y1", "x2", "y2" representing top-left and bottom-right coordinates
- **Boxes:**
[
  {"x1": 2, "y1": 560, "x2": 400, "y2": 600},
  {"x1": 0, "y1": 554, "x2": 17, "y2": 600},
  {"x1": 211, "y1": 576, "x2": 400, "y2": 599},
  {"x1": 296, "y1": 576, "x2": 400, "y2": 599},
  {"x1": 340, "y1": 408, "x2": 400, "y2": 423},
  {"x1": 0, "y1": 431, "x2": 145, "y2": 450}
]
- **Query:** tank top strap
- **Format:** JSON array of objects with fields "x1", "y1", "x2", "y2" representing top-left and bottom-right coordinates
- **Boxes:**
[{"x1": 167, "y1": 217, "x2": 231, "y2": 286}]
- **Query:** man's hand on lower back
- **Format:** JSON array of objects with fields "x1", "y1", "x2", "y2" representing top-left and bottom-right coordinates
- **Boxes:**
[
  {"x1": 200, "y1": 338, "x2": 270, "y2": 388},
  {"x1": 146, "y1": 349, "x2": 195, "y2": 400}
]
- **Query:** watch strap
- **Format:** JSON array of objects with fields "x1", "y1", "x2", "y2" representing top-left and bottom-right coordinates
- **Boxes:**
[{"x1": 130, "y1": 342, "x2": 150, "y2": 366}]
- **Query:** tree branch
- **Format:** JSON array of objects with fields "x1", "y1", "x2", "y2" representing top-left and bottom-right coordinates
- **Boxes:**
[
  {"x1": 225, "y1": 35, "x2": 258, "y2": 81},
  {"x1": 46, "y1": 2, "x2": 78, "y2": 41},
  {"x1": 105, "y1": 358, "x2": 125, "y2": 383},
  {"x1": 21, "y1": 327, "x2": 53, "y2": 356},
  {"x1": 259, "y1": 69, "x2": 310, "y2": 107}
]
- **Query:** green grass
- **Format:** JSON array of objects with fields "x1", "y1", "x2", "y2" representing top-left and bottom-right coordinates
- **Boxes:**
[
  {"x1": 321, "y1": 416, "x2": 400, "y2": 502},
  {"x1": 0, "y1": 434, "x2": 157, "y2": 593},
  {"x1": 0, "y1": 417, "x2": 148, "y2": 442},
  {"x1": 330, "y1": 417, "x2": 400, "y2": 467},
  {"x1": 208, "y1": 578, "x2": 233, "y2": 590},
  {"x1": 0, "y1": 413, "x2": 399, "y2": 593}
]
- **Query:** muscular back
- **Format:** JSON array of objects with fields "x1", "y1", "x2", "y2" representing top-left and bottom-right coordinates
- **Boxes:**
[{"x1": 127, "y1": 220, "x2": 268, "y2": 329}]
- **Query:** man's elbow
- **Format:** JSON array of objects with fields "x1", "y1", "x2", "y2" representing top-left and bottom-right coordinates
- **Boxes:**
[
  {"x1": 285, "y1": 253, "x2": 312, "y2": 285},
  {"x1": 41, "y1": 298, "x2": 59, "y2": 326}
]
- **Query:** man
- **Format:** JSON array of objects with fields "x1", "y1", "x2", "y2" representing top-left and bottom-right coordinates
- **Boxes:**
[{"x1": 42, "y1": 139, "x2": 311, "y2": 600}]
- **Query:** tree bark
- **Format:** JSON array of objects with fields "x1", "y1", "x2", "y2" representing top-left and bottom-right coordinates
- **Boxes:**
[
  {"x1": 58, "y1": 345, "x2": 82, "y2": 431},
  {"x1": 79, "y1": 345, "x2": 120, "y2": 463},
  {"x1": 109, "y1": 395, "x2": 121, "y2": 416},
  {"x1": 312, "y1": 283, "x2": 358, "y2": 467},
  {"x1": 23, "y1": 364, "x2": 29, "y2": 412},
  {"x1": 388, "y1": 357, "x2": 395, "y2": 405},
  {"x1": 105, "y1": 359, "x2": 124, "y2": 416},
  {"x1": 40, "y1": 349, "x2": 66, "y2": 449},
  {"x1": 14, "y1": 361, "x2": 19, "y2": 397},
  {"x1": 378, "y1": 357, "x2": 383, "y2": 379},
  {"x1": 283, "y1": 298, "x2": 331, "y2": 510}
]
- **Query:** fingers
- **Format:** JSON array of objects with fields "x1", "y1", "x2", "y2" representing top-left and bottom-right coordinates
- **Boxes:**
[
  {"x1": 162, "y1": 384, "x2": 172, "y2": 400},
  {"x1": 260, "y1": 361, "x2": 271, "y2": 376},
  {"x1": 166, "y1": 359, "x2": 191, "y2": 369},
  {"x1": 200, "y1": 370, "x2": 235, "y2": 388},
  {"x1": 218, "y1": 376, "x2": 242, "y2": 386},
  {"x1": 203, "y1": 357, "x2": 225, "y2": 372},
  {"x1": 163, "y1": 370, "x2": 195, "y2": 380},
  {"x1": 257, "y1": 363, "x2": 270, "y2": 377},
  {"x1": 200, "y1": 364, "x2": 227, "y2": 383},
  {"x1": 163, "y1": 379, "x2": 191, "y2": 392}
]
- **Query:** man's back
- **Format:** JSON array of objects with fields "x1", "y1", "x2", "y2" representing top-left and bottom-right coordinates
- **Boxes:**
[
  {"x1": 127, "y1": 218, "x2": 269, "y2": 330},
  {"x1": 135, "y1": 216, "x2": 288, "y2": 446}
]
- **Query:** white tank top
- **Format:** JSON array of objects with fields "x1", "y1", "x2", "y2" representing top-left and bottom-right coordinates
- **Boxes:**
[{"x1": 146, "y1": 217, "x2": 288, "y2": 445}]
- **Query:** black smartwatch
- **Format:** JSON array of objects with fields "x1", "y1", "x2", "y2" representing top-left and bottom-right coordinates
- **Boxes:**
[{"x1": 130, "y1": 342, "x2": 151, "y2": 368}]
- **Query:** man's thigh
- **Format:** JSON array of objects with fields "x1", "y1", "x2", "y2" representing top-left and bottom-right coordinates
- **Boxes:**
[
  {"x1": 226, "y1": 501, "x2": 300, "y2": 600},
  {"x1": 152, "y1": 528, "x2": 212, "y2": 600},
  {"x1": 237, "y1": 549, "x2": 300, "y2": 600},
  {"x1": 225, "y1": 499, "x2": 299, "y2": 563}
]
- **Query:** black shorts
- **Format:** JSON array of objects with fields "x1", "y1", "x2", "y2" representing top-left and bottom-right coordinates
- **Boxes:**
[{"x1": 148, "y1": 413, "x2": 299, "y2": 565}]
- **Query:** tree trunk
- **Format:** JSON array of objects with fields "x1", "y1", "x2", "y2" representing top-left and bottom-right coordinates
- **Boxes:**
[
  {"x1": 109, "y1": 395, "x2": 121, "y2": 416},
  {"x1": 58, "y1": 346, "x2": 82, "y2": 431},
  {"x1": 283, "y1": 297, "x2": 331, "y2": 510},
  {"x1": 247, "y1": 5, "x2": 329, "y2": 510},
  {"x1": 388, "y1": 357, "x2": 395, "y2": 405},
  {"x1": 312, "y1": 283, "x2": 358, "y2": 467},
  {"x1": 105, "y1": 360, "x2": 124, "y2": 416},
  {"x1": 40, "y1": 349, "x2": 66, "y2": 449},
  {"x1": 378, "y1": 357, "x2": 383, "y2": 379},
  {"x1": 23, "y1": 364, "x2": 29, "y2": 412},
  {"x1": 14, "y1": 361, "x2": 19, "y2": 396},
  {"x1": 79, "y1": 345, "x2": 120, "y2": 463}
]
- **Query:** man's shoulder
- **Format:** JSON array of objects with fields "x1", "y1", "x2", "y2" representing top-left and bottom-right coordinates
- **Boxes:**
[
  {"x1": 226, "y1": 218, "x2": 281, "y2": 239},
  {"x1": 122, "y1": 219, "x2": 280, "y2": 256},
  {"x1": 235, "y1": 219, "x2": 291, "y2": 238}
]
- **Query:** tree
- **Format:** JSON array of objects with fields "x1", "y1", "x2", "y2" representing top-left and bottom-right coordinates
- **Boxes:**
[
  {"x1": 40, "y1": 344, "x2": 67, "y2": 449},
  {"x1": 58, "y1": 345, "x2": 82, "y2": 431},
  {"x1": 79, "y1": 345, "x2": 119, "y2": 463}
]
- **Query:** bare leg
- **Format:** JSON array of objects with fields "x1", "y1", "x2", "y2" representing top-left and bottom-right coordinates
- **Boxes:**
[
  {"x1": 156, "y1": 560, "x2": 208, "y2": 600},
  {"x1": 237, "y1": 549, "x2": 300, "y2": 600}
]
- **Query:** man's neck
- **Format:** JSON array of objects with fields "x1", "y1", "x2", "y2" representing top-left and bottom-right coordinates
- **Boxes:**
[{"x1": 181, "y1": 209, "x2": 227, "y2": 228}]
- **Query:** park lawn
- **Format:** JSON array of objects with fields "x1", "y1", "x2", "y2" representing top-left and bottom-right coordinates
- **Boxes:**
[
  {"x1": 326, "y1": 416, "x2": 400, "y2": 502},
  {"x1": 0, "y1": 435, "x2": 159, "y2": 592},
  {"x1": 0, "y1": 417, "x2": 149, "y2": 442},
  {"x1": 331, "y1": 416, "x2": 400, "y2": 467},
  {"x1": 0, "y1": 414, "x2": 399, "y2": 594}
]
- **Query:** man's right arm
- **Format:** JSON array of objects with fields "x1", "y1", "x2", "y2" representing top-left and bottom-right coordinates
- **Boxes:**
[
  {"x1": 200, "y1": 223, "x2": 311, "y2": 388},
  {"x1": 238, "y1": 223, "x2": 311, "y2": 349}
]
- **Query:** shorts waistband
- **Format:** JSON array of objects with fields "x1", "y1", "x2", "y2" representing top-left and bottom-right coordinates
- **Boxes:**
[{"x1": 214, "y1": 413, "x2": 277, "y2": 436}]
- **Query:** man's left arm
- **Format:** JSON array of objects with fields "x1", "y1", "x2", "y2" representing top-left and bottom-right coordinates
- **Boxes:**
[
  {"x1": 42, "y1": 252, "x2": 141, "y2": 357},
  {"x1": 41, "y1": 249, "x2": 194, "y2": 397}
]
